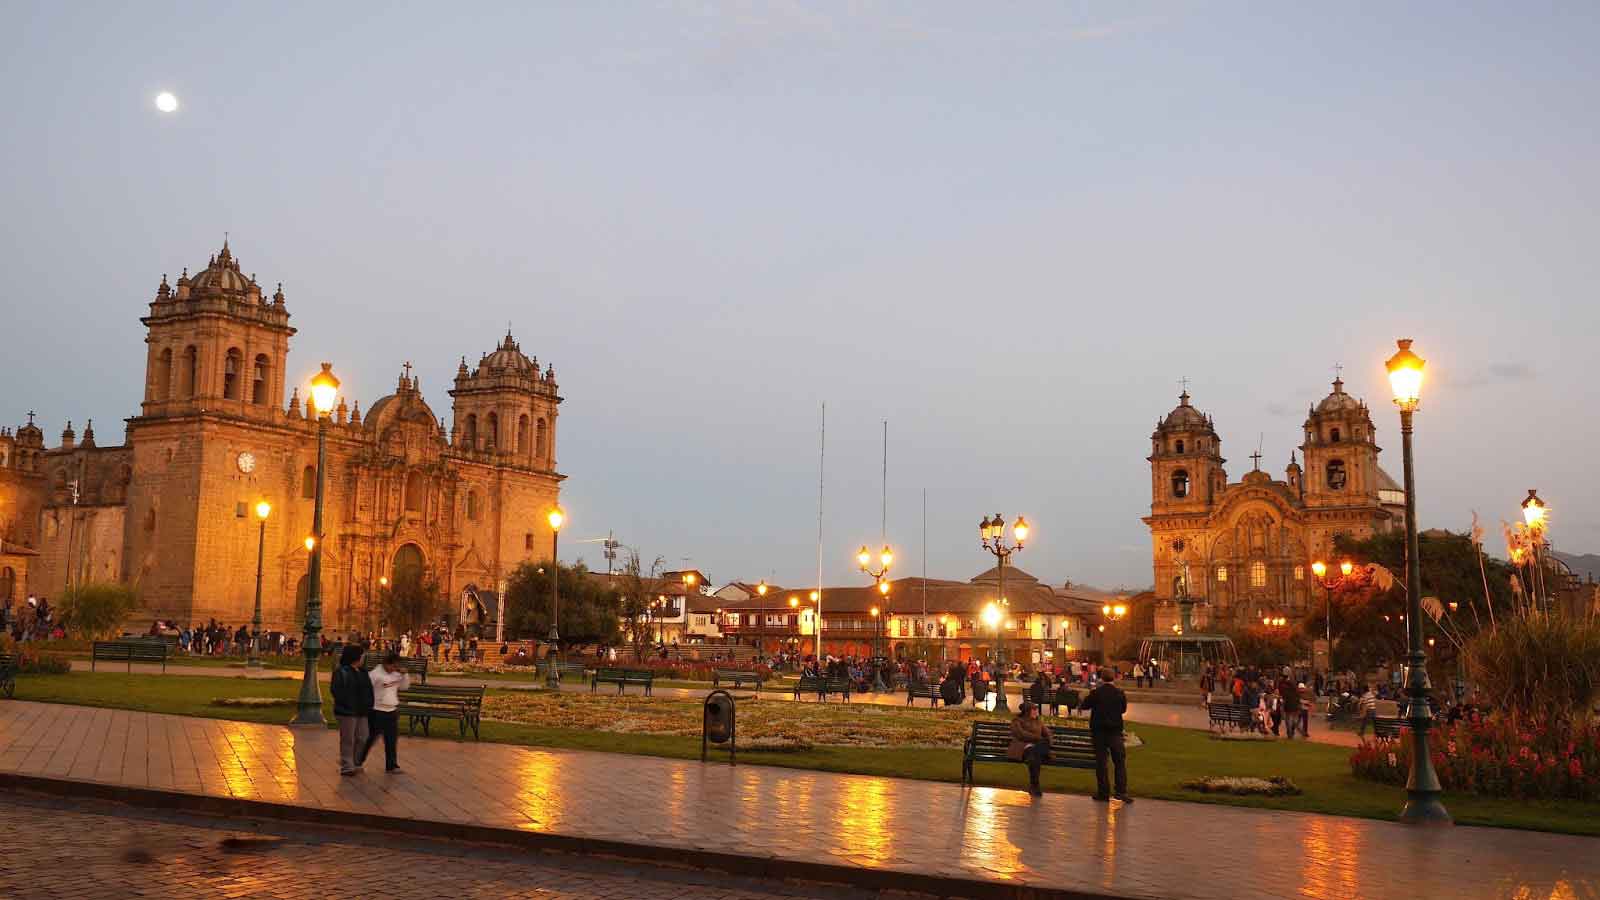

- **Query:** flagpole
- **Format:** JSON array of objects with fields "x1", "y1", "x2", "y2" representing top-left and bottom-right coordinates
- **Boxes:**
[{"x1": 815, "y1": 402, "x2": 825, "y2": 664}]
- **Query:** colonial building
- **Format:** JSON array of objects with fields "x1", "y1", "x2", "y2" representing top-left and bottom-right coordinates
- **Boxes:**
[
  {"x1": 0, "y1": 241, "x2": 564, "y2": 631},
  {"x1": 1144, "y1": 380, "x2": 1405, "y2": 632}
]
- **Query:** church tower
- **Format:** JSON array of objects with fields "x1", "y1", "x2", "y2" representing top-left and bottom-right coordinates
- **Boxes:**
[
  {"x1": 1146, "y1": 388, "x2": 1226, "y2": 606},
  {"x1": 139, "y1": 240, "x2": 295, "y2": 422},
  {"x1": 448, "y1": 331, "x2": 560, "y2": 471},
  {"x1": 1299, "y1": 377, "x2": 1381, "y2": 509}
]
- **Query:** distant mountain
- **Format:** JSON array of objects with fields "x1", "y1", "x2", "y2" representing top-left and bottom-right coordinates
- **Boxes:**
[{"x1": 1552, "y1": 551, "x2": 1600, "y2": 583}]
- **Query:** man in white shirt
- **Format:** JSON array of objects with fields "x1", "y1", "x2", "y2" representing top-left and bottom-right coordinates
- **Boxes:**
[{"x1": 358, "y1": 650, "x2": 411, "y2": 773}]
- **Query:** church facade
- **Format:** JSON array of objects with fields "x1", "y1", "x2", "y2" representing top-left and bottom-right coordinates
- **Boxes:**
[
  {"x1": 1143, "y1": 380, "x2": 1405, "y2": 632},
  {"x1": 0, "y1": 242, "x2": 563, "y2": 632}
]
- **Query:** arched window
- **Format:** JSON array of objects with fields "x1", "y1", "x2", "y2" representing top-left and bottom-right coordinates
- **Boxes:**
[
  {"x1": 155, "y1": 348, "x2": 172, "y2": 400},
  {"x1": 1250, "y1": 561, "x2": 1267, "y2": 588},
  {"x1": 252, "y1": 354, "x2": 270, "y2": 405},
  {"x1": 392, "y1": 544, "x2": 425, "y2": 591},
  {"x1": 182, "y1": 346, "x2": 199, "y2": 398},
  {"x1": 536, "y1": 417, "x2": 548, "y2": 460},
  {"x1": 1326, "y1": 459, "x2": 1347, "y2": 490},
  {"x1": 466, "y1": 490, "x2": 480, "y2": 521},
  {"x1": 1330, "y1": 427, "x2": 1342, "y2": 443},
  {"x1": 301, "y1": 465, "x2": 316, "y2": 499},
  {"x1": 405, "y1": 470, "x2": 426, "y2": 512},
  {"x1": 485, "y1": 412, "x2": 499, "y2": 450},
  {"x1": 517, "y1": 415, "x2": 530, "y2": 455},
  {"x1": 1215, "y1": 566, "x2": 1228, "y2": 583},
  {"x1": 1171, "y1": 469, "x2": 1189, "y2": 498},
  {"x1": 223, "y1": 348, "x2": 243, "y2": 400},
  {"x1": 1175, "y1": 439, "x2": 1185, "y2": 454},
  {"x1": 1293, "y1": 565, "x2": 1305, "y2": 581},
  {"x1": 463, "y1": 414, "x2": 478, "y2": 449},
  {"x1": 0, "y1": 567, "x2": 14, "y2": 602}
]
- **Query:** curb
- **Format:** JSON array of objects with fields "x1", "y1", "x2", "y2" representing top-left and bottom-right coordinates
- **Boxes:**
[{"x1": 0, "y1": 771, "x2": 1134, "y2": 900}]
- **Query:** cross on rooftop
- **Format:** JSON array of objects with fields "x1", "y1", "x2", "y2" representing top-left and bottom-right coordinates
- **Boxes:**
[
  {"x1": 1334, "y1": 363, "x2": 1344, "y2": 380},
  {"x1": 1250, "y1": 449, "x2": 1263, "y2": 470},
  {"x1": 1179, "y1": 376, "x2": 1190, "y2": 393},
  {"x1": 403, "y1": 361, "x2": 413, "y2": 379}
]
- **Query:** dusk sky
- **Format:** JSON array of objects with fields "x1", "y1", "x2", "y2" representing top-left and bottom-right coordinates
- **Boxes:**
[{"x1": 3, "y1": 2, "x2": 1597, "y2": 592}]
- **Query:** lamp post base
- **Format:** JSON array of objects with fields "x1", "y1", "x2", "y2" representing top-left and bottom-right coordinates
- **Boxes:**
[
  {"x1": 992, "y1": 677, "x2": 1009, "y2": 712},
  {"x1": 1399, "y1": 792, "x2": 1453, "y2": 826},
  {"x1": 545, "y1": 628, "x2": 562, "y2": 691},
  {"x1": 289, "y1": 650, "x2": 325, "y2": 726}
]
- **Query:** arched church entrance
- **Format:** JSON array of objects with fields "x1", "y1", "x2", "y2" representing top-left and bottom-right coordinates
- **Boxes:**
[{"x1": 393, "y1": 544, "x2": 426, "y2": 590}]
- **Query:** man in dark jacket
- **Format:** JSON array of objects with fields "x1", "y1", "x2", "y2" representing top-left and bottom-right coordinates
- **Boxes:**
[
  {"x1": 331, "y1": 644, "x2": 374, "y2": 776},
  {"x1": 1078, "y1": 668, "x2": 1132, "y2": 803}
]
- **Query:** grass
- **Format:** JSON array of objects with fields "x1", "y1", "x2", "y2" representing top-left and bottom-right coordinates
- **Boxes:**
[{"x1": 6, "y1": 671, "x2": 1597, "y2": 836}]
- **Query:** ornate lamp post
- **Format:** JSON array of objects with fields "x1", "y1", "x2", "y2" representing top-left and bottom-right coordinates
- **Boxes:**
[
  {"x1": 545, "y1": 506, "x2": 565, "y2": 690},
  {"x1": 1386, "y1": 338, "x2": 1450, "y2": 825},
  {"x1": 1520, "y1": 490, "x2": 1549, "y2": 610},
  {"x1": 857, "y1": 544, "x2": 894, "y2": 690},
  {"x1": 978, "y1": 513, "x2": 1029, "y2": 712},
  {"x1": 292, "y1": 362, "x2": 339, "y2": 726},
  {"x1": 248, "y1": 499, "x2": 271, "y2": 670},
  {"x1": 1311, "y1": 559, "x2": 1355, "y2": 671}
]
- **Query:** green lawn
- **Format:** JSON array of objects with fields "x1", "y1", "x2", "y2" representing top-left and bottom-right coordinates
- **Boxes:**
[{"x1": 7, "y1": 671, "x2": 1596, "y2": 836}]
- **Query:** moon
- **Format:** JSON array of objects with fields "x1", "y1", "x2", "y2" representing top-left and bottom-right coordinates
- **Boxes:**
[{"x1": 154, "y1": 92, "x2": 179, "y2": 113}]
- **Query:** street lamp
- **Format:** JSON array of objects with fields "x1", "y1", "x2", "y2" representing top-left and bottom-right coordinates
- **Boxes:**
[
  {"x1": 1385, "y1": 338, "x2": 1450, "y2": 825},
  {"x1": 292, "y1": 362, "x2": 339, "y2": 726},
  {"x1": 1311, "y1": 559, "x2": 1358, "y2": 672},
  {"x1": 857, "y1": 543, "x2": 894, "y2": 690},
  {"x1": 544, "y1": 506, "x2": 565, "y2": 689},
  {"x1": 248, "y1": 499, "x2": 271, "y2": 670},
  {"x1": 978, "y1": 514, "x2": 1028, "y2": 711}
]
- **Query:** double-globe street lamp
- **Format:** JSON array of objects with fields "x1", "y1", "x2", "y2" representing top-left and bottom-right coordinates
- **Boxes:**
[
  {"x1": 292, "y1": 363, "x2": 340, "y2": 726},
  {"x1": 545, "y1": 506, "x2": 566, "y2": 690},
  {"x1": 1310, "y1": 559, "x2": 1355, "y2": 670},
  {"x1": 857, "y1": 544, "x2": 894, "y2": 690},
  {"x1": 977, "y1": 513, "x2": 1029, "y2": 712},
  {"x1": 248, "y1": 499, "x2": 271, "y2": 670},
  {"x1": 1385, "y1": 338, "x2": 1450, "y2": 825}
]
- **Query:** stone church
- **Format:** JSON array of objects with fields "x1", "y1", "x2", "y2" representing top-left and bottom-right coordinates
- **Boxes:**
[
  {"x1": 1143, "y1": 379, "x2": 1406, "y2": 632},
  {"x1": 0, "y1": 241, "x2": 564, "y2": 632}
]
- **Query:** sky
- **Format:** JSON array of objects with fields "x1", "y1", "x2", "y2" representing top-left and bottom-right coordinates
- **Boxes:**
[{"x1": 2, "y1": 1, "x2": 1597, "y2": 592}]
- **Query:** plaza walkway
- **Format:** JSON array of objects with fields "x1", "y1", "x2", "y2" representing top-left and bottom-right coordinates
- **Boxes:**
[
  {"x1": 66, "y1": 659, "x2": 1361, "y2": 747},
  {"x1": 0, "y1": 700, "x2": 1590, "y2": 900}
]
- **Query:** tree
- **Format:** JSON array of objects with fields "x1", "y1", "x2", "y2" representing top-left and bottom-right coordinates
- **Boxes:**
[
  {"x1": 615, "y1": 550, "x2": 665, "y2": 661},
  {"x1": 59, "y1": 582, "x2": 140, "y2": 639},
  {"x1": 377, "y1": 578, "x2": 445, "y2": 636},
  {"x1": 1225, "y1": 626, "x2": 1310, "y2": 669},
  {"x1": 503, "y1": 559, "x2": 621, "y2": 650}
]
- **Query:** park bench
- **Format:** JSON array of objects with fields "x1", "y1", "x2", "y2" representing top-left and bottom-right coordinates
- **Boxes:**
[
  {"x1": 591, "y1": 667, "x2": 655, "y2": 696},
  {"x1": 712, "y1": 669, "x2": 764, "y2": 690},
  {"x1": 365, "y1": 656, "x2": 428, "y2": 684},
  {"x1": 395, "y1": 685, "x2": 485, "y2": 740},
  {"x1": 906, "y1": 682, "x2": 942, "y2": 707},
  {"x1": 91, "y1": 640, "x2": 169, "y2": 673},
  {"x1": 0, "y1": 653, "x2": 15, "y2": 699},
  {"x1": 1370, "y1": 716, "x2": 1404, "y2": 739},
  {"x1": 961, "y1": 720, "x2": 1097, "y2": 786},
  {"x1": 793, "y1": 673, "x2": 852, "y2": 702},
  {"x1": 549, "y1": 660, "x2": 588, "y2": 679},
  {"x1": 1207, "y1": 702, "x2": 1255, "y2": 733}
]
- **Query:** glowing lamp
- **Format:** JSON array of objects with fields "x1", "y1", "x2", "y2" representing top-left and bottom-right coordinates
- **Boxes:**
[
  {"x1": 254, "y1": 499, "x2": 272, "y2": 520},
  {"x1": 1012, "y1": 516, "x2": 1029, "y2": 544},
  {"x1": 1103, "y1": 604, "x2": 1112, "y2": 616},
  {"x1": 757, "y1": 581, "x2": 768, "y2": 596},
  {"x1": 870, "y1": 606, "x2": 880, "y2": 618},
  {"x1": 857, "y1": 545, "x2": 871, "y2": 568},
  {"x1": 877, "y1": 580, "x2": 890, "y2": 595},
  {"x1": 1311, "y1": 561, "x2": 1327, "y2": 579},
  {"x1": 879, "y1": 546, "x2": 893, "y2": 569},
  {"x1": 1521, "y1": 490, "x2": 1547, "y2": 530},
  {"x1": 1340, "y1": 560, "x2": 1354, "y2": 577},
  {"x1": 309, "y1": 362, "x2": 340, "y2": 417},
  {"x1": 809, "y1": 590, "x2": 818, "y2": 601},
  {"x1": 1385, "y1": 339, "x2": 1424, "y2": 410},
  {"x1": 982, "y1": 602, "x2": 1001, "y2": 628},
  {"x1": 304, "y1": 536, "x2": 316, "y2": 551},
  {"x1": 547, "y1": 507, "x2": 565, "y2": 531},
  {"x1": 379, "y1": 576, "x2": 388, "y2": 587},
  {"x1": 1113, "y1": 604, "x2": 1127, "y2": 618},
  {"x1": 789, "y1": 596, "x2": 799, "y2": 608}
]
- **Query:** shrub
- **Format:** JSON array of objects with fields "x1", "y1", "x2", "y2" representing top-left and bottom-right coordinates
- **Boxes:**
[
  {"x1": 0, "y1": 638, "x2": 72, "y2": 675},
  {"x1": 1463, "y1": 614, "x2": 1600, "y2": 725},
  {"x1": 58, "y1": 582, "x2": 141, "y2": 640},
  {"x1": 1351, "y1": 715, "x2": 1600, "y2": 801}
]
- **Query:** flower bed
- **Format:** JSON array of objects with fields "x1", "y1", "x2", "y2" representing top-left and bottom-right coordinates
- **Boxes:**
[
  {"x1": 1350, "y1": 716, "x2": 1600, "y2": 801},
  {"x1": 1182, "y1": 776, "x2": 1301, "y2": 796}
]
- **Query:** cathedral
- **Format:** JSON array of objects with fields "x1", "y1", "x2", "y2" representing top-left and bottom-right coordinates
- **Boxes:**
[
  {"x1": 1143, "y1": 379, "x2": 1406, "y2": 632},
  {"x1": 0, "y1": 241, "x2": 564, "y2": 632}
]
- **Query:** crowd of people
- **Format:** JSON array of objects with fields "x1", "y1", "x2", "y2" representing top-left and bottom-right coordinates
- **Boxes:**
[{"x1": 2, "y1": 595, "x2": 65, "y2": 642}]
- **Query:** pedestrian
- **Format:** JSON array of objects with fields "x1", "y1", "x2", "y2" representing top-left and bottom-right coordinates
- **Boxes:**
[
  {"x1": 1295, "y1": 683, "x2": 1310, "y2": 739},
  {"x1": 1008, "y1": 701, "x2": 1052, "y2": 797},
  {"x1": 1079, "y1": 668, "x2": 1132, "y2": 803},
  {"x1": 330, "y1": 644, "x2": 373, "y2": 776},
  {"x1": 360, "y1": 650, "x2": 411, "y2": 774},
  {"x1": 1357, "y1": 684, "x2": 1378, "y2": 738},
  {"x1": 1281, "y1": 679, "x2": 1301, "y2": 739}
]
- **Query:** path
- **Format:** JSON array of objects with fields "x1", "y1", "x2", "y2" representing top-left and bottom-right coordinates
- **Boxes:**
[{"x1": 0, "y1": 701, "x2": 1590, "y2": 900}]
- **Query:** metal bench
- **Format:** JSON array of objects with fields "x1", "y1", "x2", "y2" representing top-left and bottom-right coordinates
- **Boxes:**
[
  {"x1": 1371, "y1": 715, "x2": 1404, "y2": 739},
  {"x1": 0, "y1": 653, "x2": 16, "y2": 699},
  {"x1": 395, "y1": 685, "x2": 485, "y2": 740},
  {"x1": 906, "y1": 682, "x2": 942, "y2": 707},
  {"x1": 90, "y1": 640, "x2": 169, "y2": 673},
  {"x1": 1207, "y1": 702, "x2": 1255, "y2": 733},
  {"x1": 712, "y1": 669, "x2": 764, "y2": 690},
  {"x1": 961, "y1": 720, "x2": 1097, "y2": 785},
  {"x1": 591, "y1": 667, "x2": 655, "y2": 696},
  {"x1": 793, "y1": 673, "x2": 851, "y2": 702}
]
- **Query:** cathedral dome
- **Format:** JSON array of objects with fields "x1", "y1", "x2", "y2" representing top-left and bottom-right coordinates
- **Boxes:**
[
  {"x1": 187, "y1": 241, "x2": 258, "y2": 297},
  {"x1": 1315, "y1": 378, "x2": 1361, "y2": 414},
  {"x1": 1162, "y1": 391, "x2": 1208, "y2": 429},
  {"x1": 480, "y1": 331, "x2": 536, "y2": 373}
]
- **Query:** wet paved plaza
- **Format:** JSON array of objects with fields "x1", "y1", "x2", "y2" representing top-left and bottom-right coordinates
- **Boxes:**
[{"x1": 0, "y1": 700, "x2": 1593, "y2": 899}]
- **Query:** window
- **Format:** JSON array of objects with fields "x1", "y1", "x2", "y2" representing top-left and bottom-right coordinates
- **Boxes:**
[
  {"x1": 517, "y1": 415, "x2": 530, "y2": 454},
  {"x1": 252, "y1": 354, "x2": 269, "y2": 405},
  {"x1": 223, "y1": 348, "x2": 242, "y2": 400},
  {"x1": 1250, "y1": 561, "x2": 1267, "y2": 587},
  {"x1": 301, "y1": 466, "x2": 316, "y2": 499},
  {"x1": 182, "y1": 346, "x2": 199, "y2": 398},
  {"x1": 0, "y1": 567, "x2": 15, "y2": 602},
  {"x1": 1175, "y1": 439, "x2": 1185, "y2": 454},
  {"x1": 1216, "y1": 566, "x2": 1228, "y2": 582},
  {"x1": 466, "y1": 491, "x2": 480, "y2": 521},
  {"x1": 1326, "y1": 459, "x2": 1347, "y2": 491},
  {"x1": 536, "y1": 417, "x2": 548, "y2": 460},
  {"x1": 405, "y1": 471, "x2": 426, "y2": 512},
  {"x1": 485, "y1": 412, "x2": 499, "y2": 450},
  {"x1": 463, "y1": 414, "x2": 478, "y2": 449},
  {"x1": 155, "y1": 348, "x2": 172, "y2": 400},
  {"x1": 1330, "y1": 427, "x2": 1342, "y2": 443},
  {"x1": 524, "y1": 533, "x2": 533, "y2": 551},
  {"x1": 1294, "y1": 565, "x2": 1305, "y2": 581},
  {"x1": 1171, "y1": 469, "x2": 1189, "y2": 498},
  {"x1": 235, "y1": 502, "x2": 248, "y2": 518}
]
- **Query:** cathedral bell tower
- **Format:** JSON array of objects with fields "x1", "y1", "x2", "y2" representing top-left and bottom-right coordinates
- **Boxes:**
[
  {"x1": 448, "y1": 331, "x2": 560, "y2": 471},
  {"x1": 1146, "y1": 388, "x2": 1226, "y2": 606},
  {"x1": 1299, "y1": 377, "x2": 1381, "y2": 509},
  {"x1": 139, "y1": 240, "x2": 295, "y2": 422}
]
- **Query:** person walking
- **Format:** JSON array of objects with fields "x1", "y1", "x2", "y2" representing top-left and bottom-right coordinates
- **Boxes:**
[
  {"x1": 1281, "y1": 678, "x2": 1301, "y2": 739},
  {"x1": 1008, "y1": 701, "x2": 1052, "y2": 797},
  {"x1": 330, "y1": 644, "x2": 373, "y2": 776},
  {"x1": 1079, "y1": 668, "x2": 1132, "y2": 803},
  {"x1": 360, "y1": 650, "x2": 411, "y2": 773},
  {"x1": 1356, "y1": 684, "x2": 1379, "y2": 738}
]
